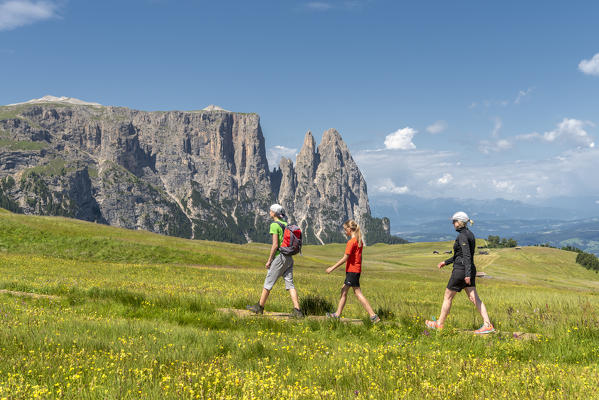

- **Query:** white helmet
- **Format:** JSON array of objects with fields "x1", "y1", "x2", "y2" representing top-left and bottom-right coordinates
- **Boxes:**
[{"x1": 451, "y1": 211, "x2": 470, "y2": 223}]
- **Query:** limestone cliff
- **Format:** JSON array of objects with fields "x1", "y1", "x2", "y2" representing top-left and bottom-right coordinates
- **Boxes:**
[
  {"x1": 275, "y1": 129, "x2": 372, "y2": 244},
  {"x1": 0, "y1": 98, "x2": 400, "y2": 244}
]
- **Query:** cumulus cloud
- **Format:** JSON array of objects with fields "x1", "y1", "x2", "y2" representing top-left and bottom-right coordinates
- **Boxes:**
[
  {"x1": 437, "y1": 173, "x2": 453, "y2": 185},
  {"x1": 384, "y1": 127, "x2": 417, "y2": 150},
  {"x1": 355, "y1": 145, "x2": 599, "y2": 201},
  {"x1": 426, "y1": 120, "x2": 447, "y2": 134},
  {"x1": 518, "y1": 118, "x2": 595, "y2": 148},
  {"x1": 579, "y1": 53, "x2": 599, "y2": 76},
  {"x1": 0, "y1": 0, "x2": 59, "y2": 31},
  {"x1": 267, "y1": 145, "x2": 297, "y2": 169},
  {"x1": 376, "y1": 178, "x2": 409, "y2": 194}
]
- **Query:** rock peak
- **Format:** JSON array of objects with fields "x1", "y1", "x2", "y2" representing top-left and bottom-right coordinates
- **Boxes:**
[
  {"x1": 7, "y1": 95, "x2": 101, "y2": 107},
  {"x1": 322, "y1": 128, "x2": 343, "y2": 144},
  {"x1": 202, "y1": 105, "x2": 230, "y2": 112},
  {"x1": 302, "y1": 131, "x2": 315, "y2": 149},
  {"x1": 279, "y1": 156, "x2": 294, "y2": 168}
]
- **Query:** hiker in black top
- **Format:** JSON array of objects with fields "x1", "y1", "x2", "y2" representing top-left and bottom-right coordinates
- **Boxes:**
[
  {"x1": 444, "y1": 225, "x2": 476, "y2": 280},
  {"x1": 425, "y1": 212, "x2": 495, "y2": 334}
]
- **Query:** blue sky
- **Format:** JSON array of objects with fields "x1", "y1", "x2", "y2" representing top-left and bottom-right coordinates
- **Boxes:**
[{"x1": 1, "y1": 0, "x2": 598, "y2": 202}]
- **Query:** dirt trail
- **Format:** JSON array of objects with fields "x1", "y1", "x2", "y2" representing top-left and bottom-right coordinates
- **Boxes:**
[
  {"x1": 220, "y1": 309, "x2": 540, "y2": 339},
  {"x1": 218, "y1": 308, "x2": 364, "y2": 324},
  {"x1": 0, "y1": 289, "x2": 59, "y2": 300}
]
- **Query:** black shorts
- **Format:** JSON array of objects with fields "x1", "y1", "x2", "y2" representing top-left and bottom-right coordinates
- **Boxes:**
[
  {"x1": 447, "y1": 268, "x2": 475, "y2": 292},
  {"x1": 344, "y1": 272, "x2": 361, "y2": 287}
]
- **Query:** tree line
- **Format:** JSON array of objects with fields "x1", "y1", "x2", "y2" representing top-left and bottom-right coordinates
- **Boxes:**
[
  {"x1": 541, "y1": 244, "x2": 599, "y2": 273},
  {"x1": 486, "y1": 235, "x2": 517, "y2": 248}
]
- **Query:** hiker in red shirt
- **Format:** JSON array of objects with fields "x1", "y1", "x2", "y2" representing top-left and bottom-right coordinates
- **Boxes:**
[{"x1": 325, "y1": 220, "x2": 380, "y2": 323}]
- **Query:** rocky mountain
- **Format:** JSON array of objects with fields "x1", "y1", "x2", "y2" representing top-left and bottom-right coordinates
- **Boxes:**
[
  {"x1": 272, "y1": 130, "x2": 370, "y2": 244},
  {"x1": 0, "y1": 98, "x2": 401, "y2": 245}
]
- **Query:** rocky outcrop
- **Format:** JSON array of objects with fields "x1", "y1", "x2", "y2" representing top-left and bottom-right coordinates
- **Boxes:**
[
  {"x1": 274, "y1": 129, "x2": 371, "y2": 244},
  {"x1": 0, "y1": 99, "x2": 398, "y2": 244}
]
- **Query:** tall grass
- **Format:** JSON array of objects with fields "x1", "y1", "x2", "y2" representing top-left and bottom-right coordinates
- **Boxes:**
[{"x1": 0, "y1": 210, "x2": 598, "y2": 398}]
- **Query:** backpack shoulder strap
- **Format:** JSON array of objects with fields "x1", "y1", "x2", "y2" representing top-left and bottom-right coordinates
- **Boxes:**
[{"x1": 275, "y1": 220, "x2": 287, "y2": 230}]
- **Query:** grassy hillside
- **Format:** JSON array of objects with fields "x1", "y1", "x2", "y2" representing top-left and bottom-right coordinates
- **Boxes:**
[{"x1": 0, "y1": 209, "x2": 598, "y2": 399}]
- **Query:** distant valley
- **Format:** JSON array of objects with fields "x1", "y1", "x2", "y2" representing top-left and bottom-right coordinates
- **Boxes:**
[{"x1": 371, "y1": 195, "x2": 599, "y2": 254}]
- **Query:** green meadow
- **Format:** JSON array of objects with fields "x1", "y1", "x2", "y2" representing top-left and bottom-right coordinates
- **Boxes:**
[{"x1": 0, "y1": 208, "x2": 598, "y2": 399}]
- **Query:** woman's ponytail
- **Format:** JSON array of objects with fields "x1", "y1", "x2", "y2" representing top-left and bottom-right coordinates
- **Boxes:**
[{"x1": 343, "y1": 220, "x2": 363, "y2": 247}]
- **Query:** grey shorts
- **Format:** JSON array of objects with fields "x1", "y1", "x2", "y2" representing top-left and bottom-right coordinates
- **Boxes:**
[{"x1": 263, "y1": 254, "x2": 294, "y2": 290}]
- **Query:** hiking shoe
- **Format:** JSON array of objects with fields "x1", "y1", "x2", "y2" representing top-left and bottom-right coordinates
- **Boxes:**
[
  {"x1": 370, "y1": 314, "x2": 381, "y2": 324},
  {"x1": 326, "y1": 312, "x2": 339, "y2": 319},
  {"x1": 474, "y1": 323, "x2": 495, "y2": 334},
  {"x1": 425, "y1": 319, "x2": 443, "y2": 331},
  {"x1": 246, "y1": 303, "x2": 264, "y2": 314},
  {"x1": 291, "y1": 308, "x2": 304, "y2": 318}
]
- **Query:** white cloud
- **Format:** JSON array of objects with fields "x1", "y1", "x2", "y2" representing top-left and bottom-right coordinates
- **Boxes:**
[
  {"x1": 376, "y1": 178, "x2": 409, "y2": 194},
  {"x1": 437, "y1": 173, "x2": 453, "y2": 185},
  {"x1": 426, "y1": 120, "x2": 447, "y2": 134},
  {"x1": 579, "y1": 53, "x2": 599, "y2": 76},
  {"x1": 355, "y1": 144, "x2": 599, "y2": 201},
  {"x1": 384, "y1": 127, "x2": 417, "y2": 150},
  {"x1": 514, "y1": 88, "x2": 533, "y2": 104},
  {"x1": 545, "y1": 118, "x2": 595, "y2": 146},
  {"x1": 519, "y1": 118, "x2": 595, "y2": 148},
  {"x1": 492, "y1": 179, "x2": 515, "y2": 193},
  {"x1": 479, "y1": 139, "x2": 512, "y2": 154},
  {"x1": 305, "y1": 2, "x2": 333, "y2": 10},
  {"x1": 267, "y1": 145, "x2": 297, "y2": 169},
  {"x1": 0, "y1": 0, "x2": 58, "y2": 31}
]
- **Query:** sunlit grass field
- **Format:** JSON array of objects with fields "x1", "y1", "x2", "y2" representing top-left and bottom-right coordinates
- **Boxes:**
[{"x1": 0, "y1": 208, "x2": 598, "y2": 399}]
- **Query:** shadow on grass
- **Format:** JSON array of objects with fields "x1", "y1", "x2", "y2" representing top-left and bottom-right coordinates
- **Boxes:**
[{"x1": 300, "y1": 294, "x2": 334, "y2": 316}]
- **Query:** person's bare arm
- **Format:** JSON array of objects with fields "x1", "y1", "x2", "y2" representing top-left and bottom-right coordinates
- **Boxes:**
[
  {"x1": 265, "y1": 233, "x2": 279, "y2": 268},
  {"x1": 326, "y1": 254, "x2": 349, "y2": 274}
]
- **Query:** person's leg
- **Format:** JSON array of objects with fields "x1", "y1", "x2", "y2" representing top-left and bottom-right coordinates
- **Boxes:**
[
  {"x1": 437, "y1": 288, "x2": 458, "y2": 327},
  {"x1": 335, "y1": 285, "x2": 351, "y2": 316},
  {"x1": 288, "y1": 288, "x2": 300, "y2": 310},
  {"x1": 259, "y1": 288, "x2": 270, "y2": 307},
  {"x1": 282, "y1": 257, "x2": 300, "y2": 310},
  {"x1": 253, "y1": 255, "x2": 284, "y2": 310},
  {"x1": 353, "y1": 287, "x2": 376, "y2": 318},
  {"x1": 465, "y1": 287, "x2": 491, "y2": 326}
]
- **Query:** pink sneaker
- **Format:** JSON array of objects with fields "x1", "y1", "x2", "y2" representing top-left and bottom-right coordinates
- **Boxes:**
[
  {"x1": 425, "y1": 319, "x2": 443, "y2": 330},
  {"x1": 474, "y1": 323, "x2": 495, "y2": 334}
]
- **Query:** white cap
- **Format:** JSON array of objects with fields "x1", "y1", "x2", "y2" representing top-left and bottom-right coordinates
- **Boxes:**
[
  {"x1": 270, "y1": 204, "x2": 285, "y2": 216},
  {"x1": 451, "y1": 211, "x2": 470, "y2": 222}
]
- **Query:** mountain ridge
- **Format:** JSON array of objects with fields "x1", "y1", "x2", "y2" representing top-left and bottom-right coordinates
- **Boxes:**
[{"x1": 0, "y1": 99, "x2": 399, "y2": 245}]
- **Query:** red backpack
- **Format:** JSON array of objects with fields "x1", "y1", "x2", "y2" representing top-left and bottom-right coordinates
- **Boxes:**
[{"x1": 276, "y1": 221, "x2": 302, "y2": 256}]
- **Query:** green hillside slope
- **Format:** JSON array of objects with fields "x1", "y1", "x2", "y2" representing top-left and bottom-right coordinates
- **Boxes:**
[{"x1": 0, "y1": 209, "x2": 598, "y2": 399}]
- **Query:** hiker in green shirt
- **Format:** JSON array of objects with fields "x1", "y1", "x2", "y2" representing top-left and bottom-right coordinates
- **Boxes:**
[{"x1": 247, "y1": 204, "x2": 303, "y2": 317}]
